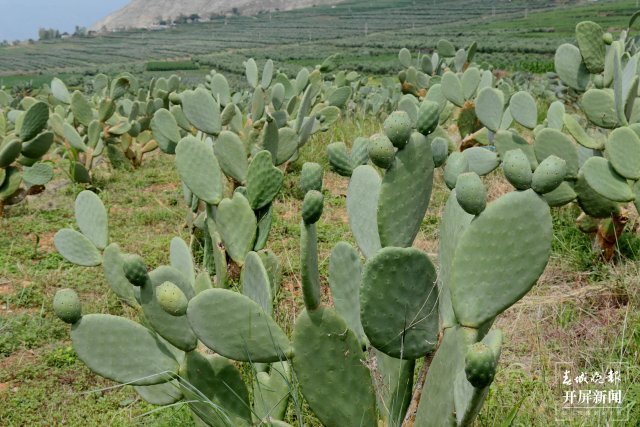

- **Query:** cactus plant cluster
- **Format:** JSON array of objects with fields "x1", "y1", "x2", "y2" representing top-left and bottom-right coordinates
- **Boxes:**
[{"x1": 47, "y1": 13, "x2": 640, "y2": 427}]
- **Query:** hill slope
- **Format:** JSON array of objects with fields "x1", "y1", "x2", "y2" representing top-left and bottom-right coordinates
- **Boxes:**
[{"x1": 92, "y1": 0, "x2": 343, "y2": 30}]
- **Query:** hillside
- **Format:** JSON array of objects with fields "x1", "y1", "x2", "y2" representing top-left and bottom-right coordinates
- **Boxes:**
[{"x1": 92, "y1": 0, "x2": 344, "y2": 31}]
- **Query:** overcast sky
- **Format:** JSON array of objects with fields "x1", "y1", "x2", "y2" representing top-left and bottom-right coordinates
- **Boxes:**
[{"x1": 0, "y1": 0, "x2": 130, "y2": 41}]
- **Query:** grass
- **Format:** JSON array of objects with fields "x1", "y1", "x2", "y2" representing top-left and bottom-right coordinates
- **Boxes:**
[{"x1": 0, "y1": 115, "x2": 639, "y2": 425}]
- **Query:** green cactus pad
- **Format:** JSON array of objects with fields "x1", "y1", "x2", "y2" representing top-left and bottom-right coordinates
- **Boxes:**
[
  {"x1": 71, "y1": 314, "x2": 179, "y2": 385},
  {"x1": 368, "y1": 134, "x2": 396, "y2": 169},
  {"x1": 292, "y1": 307, "x2": 377, "y2": 427},
  {"x1": 20, "y1": 101, "x2": 49, "y2": 141},
  {"x1": 0, "y1": 140, "x2": 21, "y2": 168},
  {"x1": 414, "y1": 327, "x2": 464, "y2": 426},
  {"x1": 351, "y1": 137, "x2": 370, "y2": 166},
  {"x1": 134, "y1": 381, "x2": 182, "y2": 406},
  {"x1": 575, "y1": 172, "x2": 620, "y2": 218},
  {"x1": 462, "y1": 67, "x2": 481, "y2": 100},
  {"x1": 245, "y1": 58, "x2": 259, "y2": 88},
  {"x1": 51, "y1": 77, "x2": 71, "y2": 104},
  {"x1": 444, "y1": 152, "x2": 470, "y2": 190},
  {"x1": 534, "y1": 128, "x2": 578, "y2": 177},
  {"x1": 300, "y1": 162, "x2": 323, "y2": 193},
  {"x1": 604, "y1": 127, "x2": 640, "y2": 180},
  {"x1": 156, "y1": 282, "x2": 189, "y2": 316},
  {"x1": 327, "y1": 86, "x2": 353, "y2": 109},
  {"x1": 546, "y1": 101, "x2": 565, "y2": 130},
  {"x1": 463, "y1": 147, "x2": 499, "y2": 176},
  {"x1": 581, "y1": 157, "x2": 635, "y2": 202},
  {"x1": 70, "y1": 91, "x2": 94, "y2": 127},
  {"x1": 251, "y1": 87, "x2": 265, "y2": 120},
  {"x1": 54, "y1": 229, "x2": 102, "y2": 267},
  {"x1": 555, "y1": 43, "x2": 590, "y2": 91},
  {"x1": 576, "y1": 21, "x2": 605, "y2": 73},
  {"x1": 169, "y1": 237, "x2": 195, "y2": 287},
  {"x1": 361, "y1": 247, "x2": 438, "y2": 359},
  {"x1": 475, "y1": 87, "x2": 504, "y2": 132},
  {"x1": 464, "y1": 342, "x2": 497, "y2": 388},
  {"x1": 217, "y1": 192, "x2": 257, "y2": 266},
  {"x1": 416, "y1": 100, "x2": 440, "y2": 136},
  {"x1": 150, "y1": 109, "x2": 180, "y2": 154},
  {"x1": 21, "y1": 131, "x2": 54, "y2": 158},
  {"x1": 431, "y1": 137, "x2": 449, "y2": 168},
  {"x1": 23, "y1": 162, "x2": 53, "y2": 186},
  {"x1": 456, "y1": 172, "x2": 486, "y2": 215},
  {"x1": 188, "y1": 289, "x2": 292, "y2": 362},
  {"x1": 241, "y1": 251, "x2": 272, "y2": 315},
  {"x1": 509, "y1": 91, "x2": 537, "y2": 129},
  {"x1": 103, "y1": 244, "x2": 138, "y2": 305},
  {"x1": 438, "y1": 193, "x2": 474, "y2": 328},
  {"x1": 175, "y1": 136, "x2": 223, "y2": 205},
  {"x1": 384, "y1": 111, "x2": 413, "y2": 149},
  {"x1": 247, "y1": 150, "x2": 284, "y2": 210},
  {"x1": 563, "y1": 114, "x2": 602, "y2": 149},
  {"x1": 194, "y1": 271, "x2": 213, "y2": 295},
  {"x1": 300, "y1": 221, "x2": 321, "y2": 311},
  {"x1": 327, "y1": 141, "x2": 353, "y2": 176},
  {"x1": 531, "y1": 155, "x2": 567, "y2": 194},
  {"x1": 254, "y1": 203, "x2": 273, "y2": 252},
  {"x1": 581, "y1": 89, "x2": 618, "y2": 128},
  {"x1": 75, "y1": 190, "x2": 108, "y2": 250},
  {"x1": 181, "y1": 87, "x2": 221, "y2": 135},
  {"x1": 378, "y1": 134, "x2": 434, "y2": 248},
  {"x1": 437, "y1": 39, "x2": 456, "y2": 57},
  {"x1": 398, "y1": 48, "x2": 412, "y2": 67},
  {"x1": 328, "y1": 242, "x2": 366, "y2": 344},
  {"x1": 450, "y1": 190, "x2": 552, "y2": 327},
  {"x1": 347, "y1": 165, "x2": 382, "y2": 259},
  {"x1": 502, "y1": 149, "x2": 533, "y2": 190},
  {"x1": 214, "y1": 131, "x2": 248, "y2": 184},
  {"x1": 53, "y1": 289, "x2": 82, "y2": 324},
  {"x1": 252, "y1": 362, "x2": 291, "y2": 422},
  {"x1": 182, "y1": 351, "x2": 252, "y2": 425},
  {"x1": 302, "y1": 190, "x2": 324, "y2": 225},
  {"x1": 542, "y1": 182, "x2": 577, "y2": 207},
  {"x1": 494, "y1": 130, "x2": 537, "y2": 170},
  {"x1": 442, "y1": 72, "x2": 465, "y2": 107}
]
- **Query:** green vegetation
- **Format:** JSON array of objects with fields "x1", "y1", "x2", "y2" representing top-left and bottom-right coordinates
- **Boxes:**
[
  {"x1": 146, "y1": 60, "x2": 199, "y2": 72},
  {"x1": 0, "y1": 1, "x2": 640, "y2": 426}
]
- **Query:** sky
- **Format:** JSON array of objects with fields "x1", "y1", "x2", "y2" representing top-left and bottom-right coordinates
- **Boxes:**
[{"x1": 0, "y1": 0, "x2": 130, "y2": 41}]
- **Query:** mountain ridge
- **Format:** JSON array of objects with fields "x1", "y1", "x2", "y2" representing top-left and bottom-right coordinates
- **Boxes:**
[{"x1": 92, "y1": 0, "x2": 343, "y2": 31}]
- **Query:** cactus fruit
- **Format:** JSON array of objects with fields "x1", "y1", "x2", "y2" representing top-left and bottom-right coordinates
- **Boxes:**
[
  {"x1": 156, "y1": 282, "x2": 188, "y2": 316},
  {"x1": 464, "y1": 342, "x2": 497, "y2": 388},
  {"x1": 383, "y1": 111, "x2": 412, "y2": 148},
  {"x1": 123, "y1": 254, "x2": 149, "y2": 286},
  {"x1": 302, "y1": 190, "x2": 324, "y2": 225},
  {"x1": 455, "y1": 172, "x2": 486, "y2": 215},
  {"x1": 53, "y1": 289, "x2": 82, "y2": 324},
  {"x1": 368, "y1": 134, "x2": 396, "y2": 169}
]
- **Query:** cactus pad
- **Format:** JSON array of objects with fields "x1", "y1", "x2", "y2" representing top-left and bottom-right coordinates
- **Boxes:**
[
  {"x1": 175, "y1": 136, "x2": 223, "y2": 205},
  {"x1": 531, "y1": 155, "x2": 567, "y2": 194},
  {"x1": 300, "y1": 162, "x2": 323, "y2": 193},
  {"x1": 156, "y1": 282, "x2": 189, "y2": 316},
  {"x1": 416, "y1": 100, "x2": 440, "y2": 136},
  {"x1": 241, "y1": 251, "x2": 272, "y2": 315},
  {"x1": 534, "y1": 128, "x2": 578, "y2": 177},
  {"x1": 188, "y1": 289, "x2": 292, "y2": 362},
  {"x1": 216, "y1": 192, "x2": 257, "y2": 265},
  {"x1": 75, "y1": 190, "x2": 108, "y2": 250},
  {"x1": 247, "y1": 150, "x2": 284, "y2": 210},
  {"x1": 384, "y1": 111, "x2": 412, "y2": 149},
  {"x1": 554, "y1": 43, "x2": 590, "y2": 91},
  {"x1": 347, "y1": 165, "x2": 382, "y2": 258},
  {"x1": 581, "y1": 89, "x2": 618, "y2": 128},
  {"x1": 450, "y1": 190, "x2": 552, "y2": 327},
  {"x1": 214, "y1": 131, "x2": 248, "y2": 184},
  {"x1": 575, "y1": 21, "x2": 605, "y2": 73},
  {"x1": 444, "y1": 152, "x2": 470, "y2": 190},
  {"x1": 378, "y1": 134, "x2": 434, "y2": 248},
  {"x1": 252, "y1": 361, "x2": 291, "y2": 422},
  {"x1": 361, "y1": 247, "x2": 438, "y2": 359},
  {"x1": 54, "y1": 229, "x2": 102, "y2": 267},
  {"x1": 431, "y1": 137, "x2": 449, "y2": 168},
  {"x1": 71, "y1": 314, "x2": 179, "y2": 385},
  {"x1": 581, "y1": 157, "x2": 635, "y2": 202},
  {"x1": 509, "y1": 91, "x2": 537, "y2": 129},
  {"x1": 604, "y1": 127, "x2": 640, "y2": 180},
  {"x1": 475, "y1": 87, "x2": 504, "y2": 132},
  {"x1": 292, "y1": 307, "x2": 377, "y2": 427},
  {"x1": 181, "y1": 87, "x2": 221, "y2": 135},
  {"x1": 327, "y1": 141, "x2": 353, "y2": 176}
]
